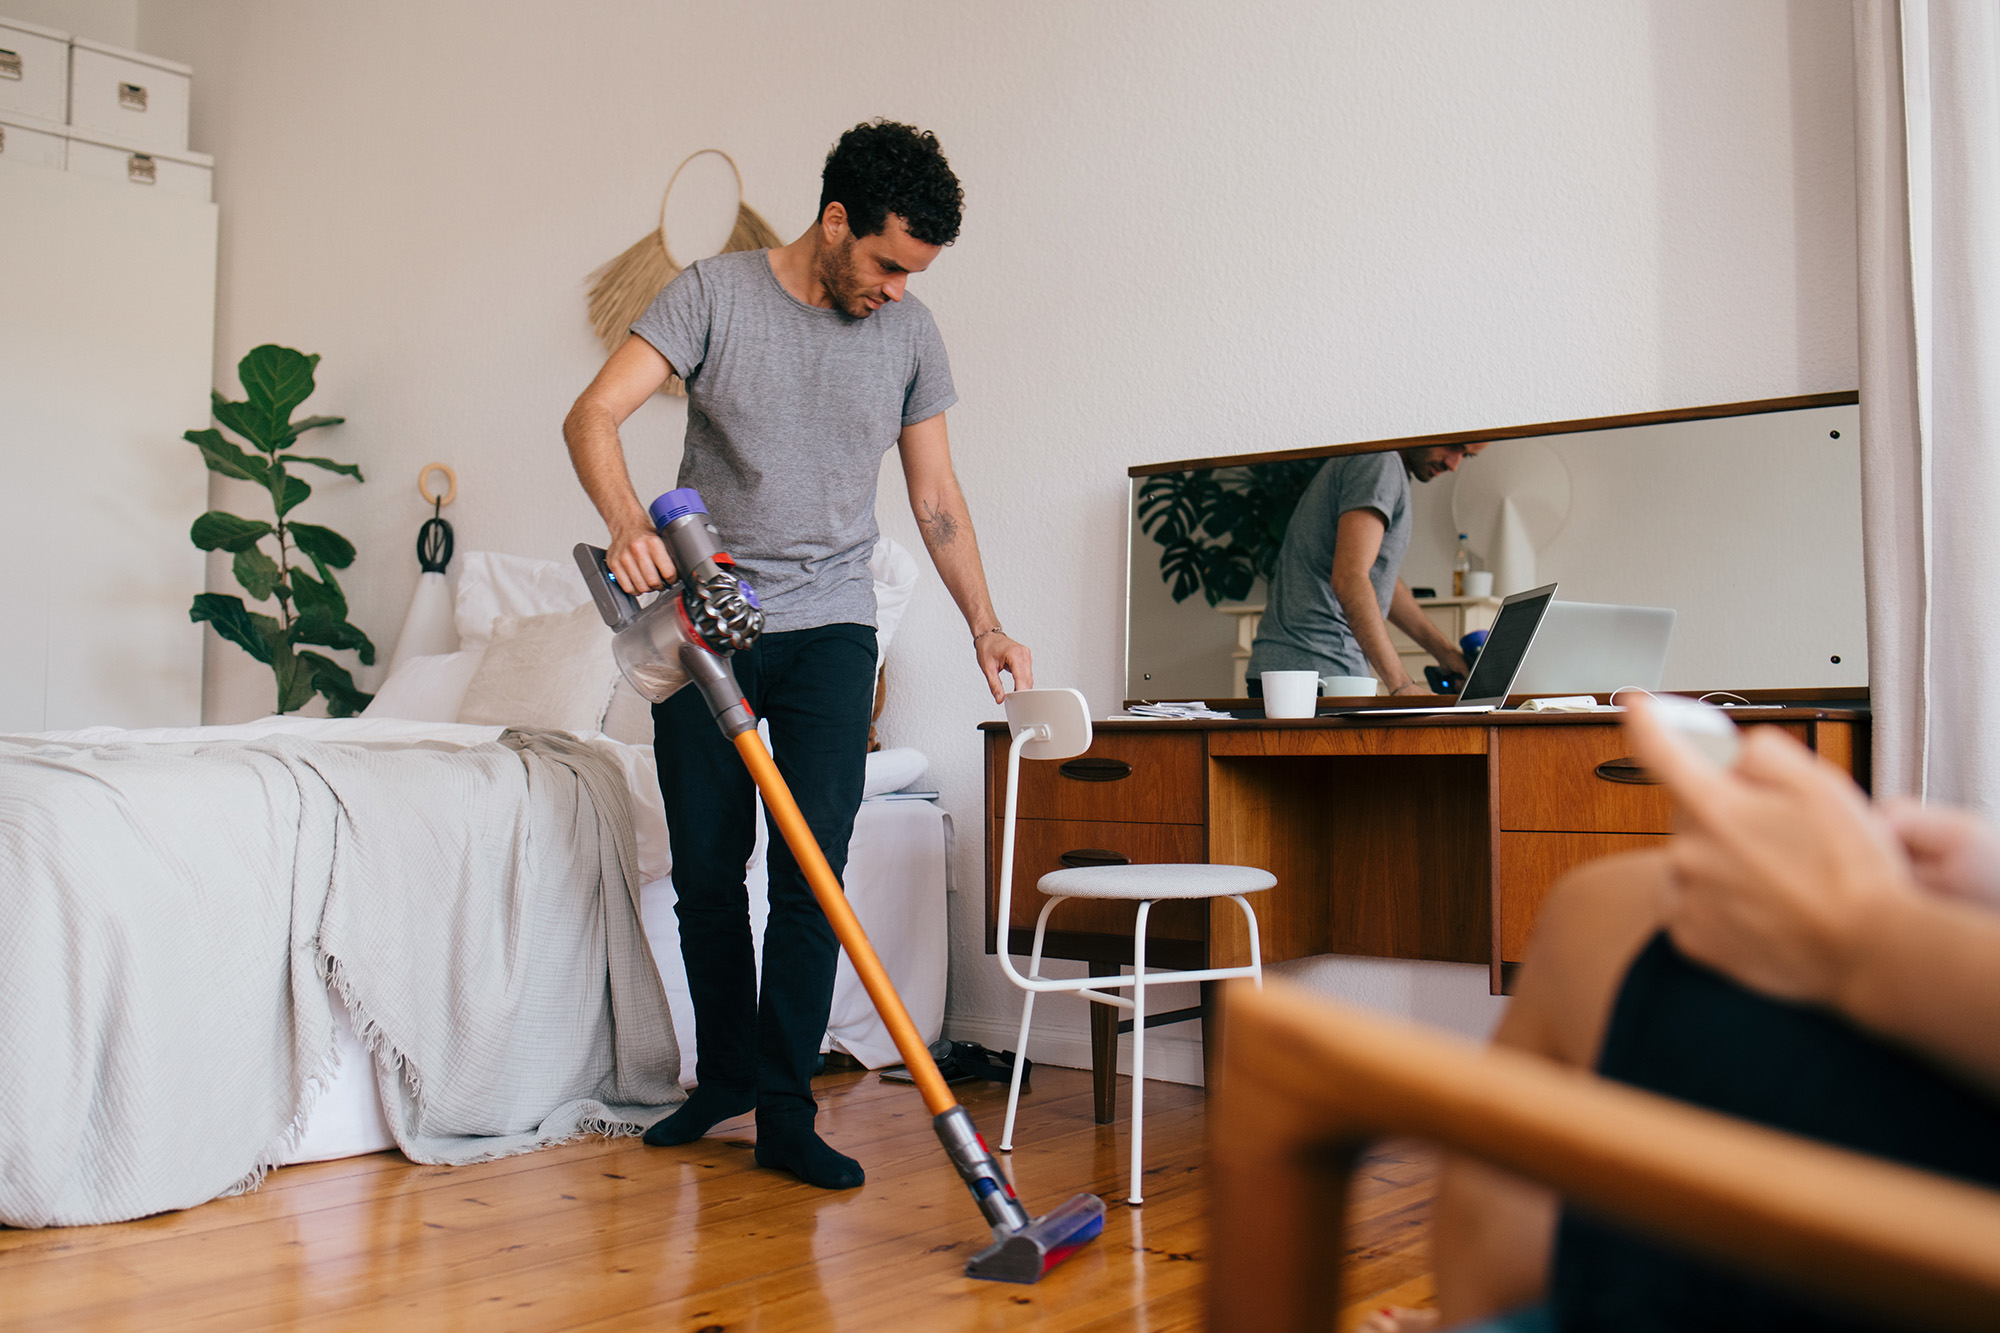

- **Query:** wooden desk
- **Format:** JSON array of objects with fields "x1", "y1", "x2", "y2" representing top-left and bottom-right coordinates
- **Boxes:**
[{"x1": 981, "y1": 704, "x2": 1869, "y2": 999}]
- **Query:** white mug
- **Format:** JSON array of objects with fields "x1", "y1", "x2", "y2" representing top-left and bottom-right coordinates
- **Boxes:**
[
  {"x1": 1464, "y1": 570, "x2": 1495, "y2": 598},
  {"x1": 1259, "y1": 670, "x2": 1322, "y2": 719},
  {"x1": 1321, "y1": 675, "x2": 1379, "y2": 697}
]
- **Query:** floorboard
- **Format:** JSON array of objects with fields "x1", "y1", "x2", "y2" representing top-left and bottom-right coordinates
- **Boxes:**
[{"x1": 1, "y1": 1065, "x2": 1437, "y2": 1330}]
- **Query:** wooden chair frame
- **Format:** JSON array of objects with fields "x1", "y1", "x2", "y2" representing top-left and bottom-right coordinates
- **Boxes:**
[{"x1": 1207, "y1": 979, "x2": 2000, "y2": 1332}]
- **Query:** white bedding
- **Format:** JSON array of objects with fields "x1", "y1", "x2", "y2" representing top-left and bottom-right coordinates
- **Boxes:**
[
  {"x1": 23, "y1": 716, "x2": 949, "y2": 1167},
  {"x1": 0, "y1": 722, "x2": 681, "y2": 1224}
]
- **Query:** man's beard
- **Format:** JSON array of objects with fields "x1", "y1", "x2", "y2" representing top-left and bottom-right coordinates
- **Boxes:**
[{"x1": 816, "y1": 238, "x2": 873, "y2": 321}]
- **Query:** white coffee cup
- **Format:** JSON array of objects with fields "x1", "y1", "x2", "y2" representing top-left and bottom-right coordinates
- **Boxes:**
[
  {"x1": 1260, "y1": 670, "x2": 1322, "y2": 719},
  {"x1": 1321, "y1": 675, "x2": 1379, "y2": 697},
  {"x1": 1464, "y1": 570, "x2": 1495, "y2": 598}
]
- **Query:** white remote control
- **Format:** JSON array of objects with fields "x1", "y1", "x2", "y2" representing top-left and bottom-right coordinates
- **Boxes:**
[{"x1": 1648, "y1": 693, "x2": 1741, "y2": 769}]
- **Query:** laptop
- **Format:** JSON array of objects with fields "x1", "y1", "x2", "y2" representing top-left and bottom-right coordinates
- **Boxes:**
[
  {"x1": 1512, "y1": 601, "x2": 1676, "y2": 694},
  {"x1": 1322, "y1": 582, "x2": 1560, "y2": 718}
]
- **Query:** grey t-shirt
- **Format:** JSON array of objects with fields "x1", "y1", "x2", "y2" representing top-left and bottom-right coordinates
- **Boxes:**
[
  {"x1": 630, "y1": 249, "x2": 957, "y2": 632},
  {"x1": 1247, "y1": 452, "x2": 1412, "y2": 678}
]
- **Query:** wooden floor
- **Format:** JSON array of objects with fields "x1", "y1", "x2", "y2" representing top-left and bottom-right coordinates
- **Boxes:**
[{"x1": 1, "y1": 1065, "x2": 1436, "y2": 1331}]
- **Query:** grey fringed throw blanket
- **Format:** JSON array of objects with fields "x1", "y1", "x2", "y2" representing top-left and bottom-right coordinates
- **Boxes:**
[{"x1": 0, "y1": 727, "x2": 683, "y2": 1227}]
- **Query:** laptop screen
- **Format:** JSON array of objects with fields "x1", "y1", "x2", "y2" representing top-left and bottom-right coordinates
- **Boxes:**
[{"x1": 1458, "y1": 584, "x2": 1559, "y2": 706}]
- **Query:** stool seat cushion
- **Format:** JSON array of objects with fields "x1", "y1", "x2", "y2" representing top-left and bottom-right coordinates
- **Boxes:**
[{"x1": 1036, "y1": 862, "x2": 1276, "y2": 901}]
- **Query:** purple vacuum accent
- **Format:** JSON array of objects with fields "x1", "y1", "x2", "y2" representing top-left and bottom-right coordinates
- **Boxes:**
[
  {"x1": 742, "y1": 584, "x2": 761, "y2": 609},
  {"x1": 649, "y1": 487, "x2": 707, "y2": 530}
]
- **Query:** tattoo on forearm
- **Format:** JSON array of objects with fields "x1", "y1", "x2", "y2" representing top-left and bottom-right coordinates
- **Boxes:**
[{"x1": 919, "y1": 501, "x2": 961, "y2": 547}]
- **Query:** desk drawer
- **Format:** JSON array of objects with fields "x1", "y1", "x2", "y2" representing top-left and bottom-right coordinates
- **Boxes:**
[
  {"x1": 1498, "y1": 727, "x2": 1675, "y2": 833},
  {"x1": 1497, "y1": 830, "x2": 1669, "y2": 960},
  {"x1": 992, "y1": 817, "x2": 1209, "y2": 942},
  {"x1": 991, "y1": 731, "x2": 1204, "y2": 825},
  {"x1": 1498, "y1": 723, "x2": 1809, "y2": 833}
]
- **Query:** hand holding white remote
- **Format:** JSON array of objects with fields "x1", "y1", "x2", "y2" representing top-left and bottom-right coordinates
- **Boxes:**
[{"x1": 1645, "y1": 693, "x2": 1741, "y2": 770}]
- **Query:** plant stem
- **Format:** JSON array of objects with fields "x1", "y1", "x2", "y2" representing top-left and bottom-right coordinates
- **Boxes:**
[{"x1": 274, "y1": 516, "x2": 293, "y2": 631}]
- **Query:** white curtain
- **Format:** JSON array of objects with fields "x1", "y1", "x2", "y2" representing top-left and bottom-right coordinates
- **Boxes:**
[{"x1": 1854, "y1": 1, "x2": 2000, "y2": 813}]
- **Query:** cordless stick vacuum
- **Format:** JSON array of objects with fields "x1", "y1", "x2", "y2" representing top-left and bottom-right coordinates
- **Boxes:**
[{"x1": 575, "y1": 488, "x2": 1105, "y2": 1285}]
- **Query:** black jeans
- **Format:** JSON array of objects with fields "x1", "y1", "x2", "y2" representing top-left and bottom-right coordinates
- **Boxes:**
[{"x1": 651, "y1": 622, "x2": 877, "y2": 1126}]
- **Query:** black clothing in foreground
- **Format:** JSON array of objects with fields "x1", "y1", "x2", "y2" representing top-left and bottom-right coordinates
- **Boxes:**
[{"x1": 1552, "y1": 931, "x2": 2000, "y2": 1331}]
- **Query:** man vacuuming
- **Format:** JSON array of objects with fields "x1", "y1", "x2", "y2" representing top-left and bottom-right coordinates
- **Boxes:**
[{"x1": 563, "y1": 120, "x2": 1031, "y2": 1191}]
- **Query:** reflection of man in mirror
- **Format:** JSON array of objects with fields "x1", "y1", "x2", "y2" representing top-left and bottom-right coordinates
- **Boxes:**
[{"x1": 1247, "y1": 442, "x2": 1486, "y2": 697}]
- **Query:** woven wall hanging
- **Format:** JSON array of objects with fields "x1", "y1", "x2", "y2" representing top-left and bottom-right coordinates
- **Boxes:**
[{"x1": 584, "y1": 149, "x2": 781, "y2": 397}]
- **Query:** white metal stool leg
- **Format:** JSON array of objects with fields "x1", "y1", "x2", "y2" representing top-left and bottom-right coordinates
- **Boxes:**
[{"x1": 1128, "y1": 899, "x2": 1153, "y2": 1206}]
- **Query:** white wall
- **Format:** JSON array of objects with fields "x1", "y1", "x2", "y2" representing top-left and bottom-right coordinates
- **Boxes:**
[{"x1": 132, "y1": 0, "x2": 1858, "y2": 1074}]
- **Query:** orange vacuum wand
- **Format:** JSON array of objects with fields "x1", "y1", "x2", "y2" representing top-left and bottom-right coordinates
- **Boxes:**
[{"x1": 730, "y1": 727, "x2": 1105, "y2": 1283}]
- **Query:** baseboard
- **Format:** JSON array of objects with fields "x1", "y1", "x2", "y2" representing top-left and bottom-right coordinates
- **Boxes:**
[{"x1": 945, "y1": 1013, "x2": 1207, "y2": 1088}]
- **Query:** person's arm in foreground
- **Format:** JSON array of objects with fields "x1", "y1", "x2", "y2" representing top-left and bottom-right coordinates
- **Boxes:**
[
  {"x1": 1329, "y1": 509, "x2": 1425, "y2": 696},
  {"x1": 563, "y1": 334, "x2": 678, "y2": 594},
  {"x1": 1386, "y1": 579, "x2": 1469, "y2": 683},
  {"x1": 897, "y1": 411, "x2": 1032, "y2": 703},
  {"x1": 1627, "y1": 698, "x2": 2000, "y2": 1096}
]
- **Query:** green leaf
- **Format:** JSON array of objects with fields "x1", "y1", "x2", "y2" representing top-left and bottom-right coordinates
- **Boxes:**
[
  {"x1": 211, "y1": 393, "x2": 277, "y2": 454},
  {"x1": 299, "y1": 651, "x2": 373, "y2": 717},
  {"x1": 265, "y1": 467, "x2": 312, "y2": 517},
  {"x1": 190, "y1": 593, "x2": 279, "y2": 665},
  {"x1": 277, "y1": 415, "x2": 346, "y2": 449},
  {"x1": 232, "y1": 546, "x2": 282, "y2": 602},
  {"x1": 238, "y1": 345, "x2": 319, "y2": 438},
  {"x1": 289, "y1": 566, "x2": 347, "y2": 619},
  {"x1": 185, "y1": 428, "x2": 270, "y2": 484},
  {"x1": 290, "y1": 522, "x2": 356, "y2": 571},
  {"x1": 191, "y1": 511, "x2": 275, "y2": 553},
  {"x1": 287, "y1": 453, "x2": 362, "y2": 480},
  {"x1": 269, "y1": 642, "x2": 317, "y2": 714},
  {"x1": 294, "y1": 602, "x2": 376, "y2": 666}
]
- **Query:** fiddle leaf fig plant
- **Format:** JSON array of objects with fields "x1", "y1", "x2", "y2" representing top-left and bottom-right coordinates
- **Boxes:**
[
  {"x1": 184, "y1": 344, "x2": 375, "y2": 716},
  {"x1": 1137, "y1": 458, "x2": 1326, "y2": 606}
]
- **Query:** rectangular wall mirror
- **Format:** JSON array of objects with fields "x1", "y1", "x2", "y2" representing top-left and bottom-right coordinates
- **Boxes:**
[{"x1": 1125, "y1": 393, "x2": 1864, "y2": 701}]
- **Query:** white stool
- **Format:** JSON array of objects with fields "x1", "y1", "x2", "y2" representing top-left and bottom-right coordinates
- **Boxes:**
[{"x1": 993, "y1": 688, "x2": 1268, "y2": 1205}]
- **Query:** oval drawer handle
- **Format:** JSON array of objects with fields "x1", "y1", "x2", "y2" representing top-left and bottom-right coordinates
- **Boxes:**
[
  {"x1": 1595, "y1": 757, "x2": 1659, "y2": 786},
  {"x1": 1058, "y1": 848, "x2": 1131, "y2": 869},
  {"x1": 1058, "y1": 757, "x2": 1133, "y2": 782}
]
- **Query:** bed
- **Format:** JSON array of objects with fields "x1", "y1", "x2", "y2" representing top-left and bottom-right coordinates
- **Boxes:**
[{"x1": 0, "y1": 542, "x2": 949, "y2": 1224}]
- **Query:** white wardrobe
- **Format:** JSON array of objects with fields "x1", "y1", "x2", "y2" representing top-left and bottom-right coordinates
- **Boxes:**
[{"x1": 0, "y1": 155, "x2": 216, "y2": 731}]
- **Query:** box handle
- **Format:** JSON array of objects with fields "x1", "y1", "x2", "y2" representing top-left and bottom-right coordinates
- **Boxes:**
[
  {"x1": 1058, "y1": 848, "x2": 1131, "y2": 869},
  {"x1": 1058, "y1": 757, "x2": 1133, "y2": 783},
  {"x1": 119, "y1": 81, "x2": 149, "y2": 111},
  {"x1": 127, "y1": 154, "x2": 156, "y2": 185},
  {"x1": 0, "y1": 49, "x2": 22, "y2": 80}
]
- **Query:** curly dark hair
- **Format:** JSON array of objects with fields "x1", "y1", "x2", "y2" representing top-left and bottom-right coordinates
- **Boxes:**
[{"x1": 819, "y1": 120, "x2": 963, "y2": 247}]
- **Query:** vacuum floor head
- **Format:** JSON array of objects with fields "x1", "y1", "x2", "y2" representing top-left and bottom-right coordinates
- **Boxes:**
[{"x1": 964, "y1": 1192, "x2": 1107, "y2": 1284}]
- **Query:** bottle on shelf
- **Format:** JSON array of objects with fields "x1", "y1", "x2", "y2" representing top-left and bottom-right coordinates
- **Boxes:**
[{"x1": 1452, "y1": 533, "x2": 1472, "y2": 597}]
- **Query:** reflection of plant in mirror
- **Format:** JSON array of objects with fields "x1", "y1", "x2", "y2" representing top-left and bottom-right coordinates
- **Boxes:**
[
  {"x1": 183, "y1": 345, "x2": 375, "y2": 716},
  {"x1": 1137, "y1": 459, "x2": 1325, "y2": 605}
]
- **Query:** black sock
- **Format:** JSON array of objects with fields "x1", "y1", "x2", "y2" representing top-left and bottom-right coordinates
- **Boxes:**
[
  {"x1": 642, "y1": 1085, "x2": 754, "y2": 1147},
  {"x1": 754, "y1": 1120, "x2": 864, "y2": 1190}
]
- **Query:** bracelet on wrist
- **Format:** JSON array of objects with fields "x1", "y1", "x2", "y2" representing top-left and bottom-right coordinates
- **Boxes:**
[{"x1": 972, "y1": 626, "x2": 1005, "y2": 642}]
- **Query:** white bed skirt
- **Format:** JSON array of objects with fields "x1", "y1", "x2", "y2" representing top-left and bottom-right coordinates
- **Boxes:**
[{"x1": 286, "y1": 797, "x2": 950, "y2": 1164}]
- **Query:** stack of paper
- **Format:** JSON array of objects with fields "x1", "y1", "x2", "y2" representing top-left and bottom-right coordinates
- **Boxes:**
[{"x1": 1120, "y1": 701, "x2": 1234, "y2": 720}]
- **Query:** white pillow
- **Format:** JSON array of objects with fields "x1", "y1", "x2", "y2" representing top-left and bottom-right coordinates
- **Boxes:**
[
  {"x1": 457, "y1": 604, "x2": 619, "y2": 733},
  {"x1": 868, "y1": 537, "x2": 920, "y2": 661},
  {"x1": 602, "y1": 678, "x2": 655, "y2": 746},
  {"x1": 362, "y1": 650, "x2": 485, "y2": 723},
  {"x1": 454, "y1": 551, "x2": 591, "y2": 652},
  {"x1": 863, "y1": 746, "x2": 928, "y2": 797}
]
